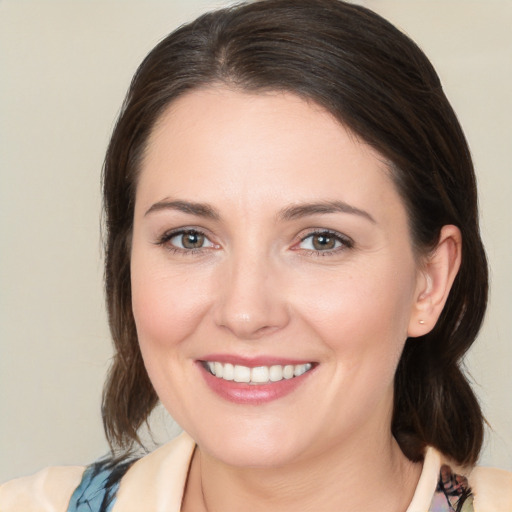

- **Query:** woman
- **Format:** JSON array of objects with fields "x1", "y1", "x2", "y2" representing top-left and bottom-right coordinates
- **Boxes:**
[{"x1": 1, "y1": 0, "x2": 511, "y2": 510}]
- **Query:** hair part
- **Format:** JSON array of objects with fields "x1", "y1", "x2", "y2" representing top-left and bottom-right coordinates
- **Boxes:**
[{"x1": 102, "y1": 0, "x2": 487, "y2": 465}]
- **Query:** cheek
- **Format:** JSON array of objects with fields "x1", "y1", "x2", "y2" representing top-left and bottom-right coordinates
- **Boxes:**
[
  {"x1": 129, "y1": 254, "x2": 215, "y2": 418},
  {"x1": 130, "y1": 253, "x2": 212, "y2": 353},
  {"x1": 291, "y1": 261, "x2": 416, "y2": 377},
  {"x1": 294, "y1": 263, "x2": 414, "y2": 337}
]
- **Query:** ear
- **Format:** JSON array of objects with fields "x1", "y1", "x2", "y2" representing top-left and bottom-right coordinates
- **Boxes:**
[{"x1": 408, "y1": 225, "x2": 462, "y2": 337}]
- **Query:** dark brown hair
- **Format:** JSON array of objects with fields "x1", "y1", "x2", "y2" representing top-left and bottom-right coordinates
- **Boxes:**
[{"x1": 102, "y1": 0, "x2": 487, "y2": 465}]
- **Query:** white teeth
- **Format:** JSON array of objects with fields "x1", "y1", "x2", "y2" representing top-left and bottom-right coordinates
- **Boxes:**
[
  {"x1": 214, "y1": 362, "x2": 223, "y2": 379},
  {"x1": 294, "y1": 363, "x2": 312, "y2": 377},
  {"x1": 206, "y1": 361, "x2": 314, "y2": 384},
  {"x1": 233, "y1": 365, "x2": 251, "y2": 383},
  {"x1": 223, "y1": 363, "x2": 234, "y2": 381},
  {"x1": 283, "y1": 365, "x2": 294, "y2": 379},
  {"x1": 269, "y1": 365, "x2": 283, "y2": 382},
  {"x1": 251, "y1": 366, "x2": 269, "y2": 383}
]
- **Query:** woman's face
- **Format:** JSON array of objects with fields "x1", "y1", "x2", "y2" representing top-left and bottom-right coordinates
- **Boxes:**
[{"x1": 131, "y1": 87, "x2": 424, "y2": 467}]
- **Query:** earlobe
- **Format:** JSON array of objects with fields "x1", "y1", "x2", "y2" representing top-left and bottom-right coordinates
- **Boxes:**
[{"x1": 408, "y1": 225, "x2": 462, "y2": 338}]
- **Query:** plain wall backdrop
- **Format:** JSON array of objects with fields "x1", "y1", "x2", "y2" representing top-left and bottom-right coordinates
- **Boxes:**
[{"x1": 1, "y1": 0, "x2": 511, "y2": 482}]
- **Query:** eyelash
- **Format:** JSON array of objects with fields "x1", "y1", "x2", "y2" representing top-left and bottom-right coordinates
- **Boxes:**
[
  {"x1": 296, "y1": 230, "x2": 354, "y2": 256},
  {"x1": 155, "y1": 228, "x2": 354, "y2": 256},
  {"x1": 155, "y1": 228, "x2": 215, "y2": 255}
]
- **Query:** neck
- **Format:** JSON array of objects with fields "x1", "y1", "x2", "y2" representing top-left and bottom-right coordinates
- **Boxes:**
[{"x1": 182, "y1": 427, "x2": 422, "y2": 512}]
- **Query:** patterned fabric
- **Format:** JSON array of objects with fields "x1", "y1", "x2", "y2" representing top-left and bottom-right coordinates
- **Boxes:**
[
  {"x1": 429, "y1": 464, "x2": 474, "y2": 512},
  {"x1": 67, "y1": 458, "x2": 138, "y2": 512},
  {"x1": 68, "y1": 458, "x2": 474, "y2": 512}
]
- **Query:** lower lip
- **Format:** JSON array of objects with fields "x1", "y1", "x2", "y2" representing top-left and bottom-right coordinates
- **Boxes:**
[{"x1": 198, "y1": 363, "x2": 316, "y2": 405}]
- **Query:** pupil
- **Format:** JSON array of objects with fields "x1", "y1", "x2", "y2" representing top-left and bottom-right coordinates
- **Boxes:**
[
  {"x1": 313, "y1": 234, "x2": 334, "y2": 250},
  {"x1": 183, "y1": 232, "x2": 204, "y2": 249}
]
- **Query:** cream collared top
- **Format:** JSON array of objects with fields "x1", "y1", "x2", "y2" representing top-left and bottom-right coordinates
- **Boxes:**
[{"x1": 1, "y1": 433, "x2": 511, "y2": 511}]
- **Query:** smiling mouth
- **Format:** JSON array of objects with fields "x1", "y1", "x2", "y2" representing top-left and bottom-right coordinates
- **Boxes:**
[{"x1": 201, "y1": 361, "x2": 314, "y2": 385}]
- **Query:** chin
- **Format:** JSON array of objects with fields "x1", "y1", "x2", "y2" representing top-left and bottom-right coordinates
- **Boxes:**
[
  {"x1": 191, "y1": 418, "x2": 310, "y2": 468},
  {"x1": 206, "y1": 439, "x2": 302, "y2": 468}
]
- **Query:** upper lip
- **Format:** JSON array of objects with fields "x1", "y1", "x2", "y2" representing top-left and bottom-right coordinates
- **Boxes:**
[{"x1": 199, "y1": 354, "x2": 316, "y2": 367}]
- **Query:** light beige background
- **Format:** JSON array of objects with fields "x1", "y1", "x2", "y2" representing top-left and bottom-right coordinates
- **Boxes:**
[{"x1": 0, "y1": 0, "x2": 510, "y2": 482}]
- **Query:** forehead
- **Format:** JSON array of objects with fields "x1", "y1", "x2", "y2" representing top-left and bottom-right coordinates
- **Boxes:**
[{"x1": 137, "y1": 87, "x2": 404, "y2": 224}]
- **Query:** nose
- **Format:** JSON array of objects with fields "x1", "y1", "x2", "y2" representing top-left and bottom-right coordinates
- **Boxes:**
[{"x1": 213, "y1": 251, "x2": 290, "y2": 340}]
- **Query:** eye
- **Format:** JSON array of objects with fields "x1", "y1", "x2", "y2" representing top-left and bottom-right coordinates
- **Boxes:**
[
  {"x1": 297, "y1": 231, "x2": 352, "y2": 253},
  {"x1": 159, "y1": 229, "x2": 216, "y2": 251}
]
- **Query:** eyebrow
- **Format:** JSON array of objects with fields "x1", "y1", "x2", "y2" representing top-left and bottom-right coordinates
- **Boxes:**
[
  {"x1": 278, "y1": 201, "x2": 376, "y2": 224},
  {"x1": 144, "y1": 199, "x2": 376, "y2": 224},
  {"x1": 145, "y1": 199, "x2": 221, "y2": 220}
]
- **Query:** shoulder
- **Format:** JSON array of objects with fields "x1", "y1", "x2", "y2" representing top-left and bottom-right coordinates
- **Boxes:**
[
  {"x1": 0, "y1": 465, "x2": 85, "y2": 512},
  {"x1": 66, "y1": 456, "x2": 140, "y2": 512},
  {"x1": 113, "y1": 431, "x2": 196, "y2": 510},
  {"x1": 0, "y1": 458, "x2": 138, "y2": 512},
  {"x1": 408, "y1": 447, "x2": 512, "y2": 512},
  {"x1": 0, "y1": 433, "x2": 196, "y2": 512},
  {"x1": 469, "y1": 465, "x2": 512, "y2": 511}
]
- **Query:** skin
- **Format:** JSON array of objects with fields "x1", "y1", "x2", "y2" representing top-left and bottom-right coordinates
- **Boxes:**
[{"x1": 130, "y1": 87, "x2": 461, "y2": 512}]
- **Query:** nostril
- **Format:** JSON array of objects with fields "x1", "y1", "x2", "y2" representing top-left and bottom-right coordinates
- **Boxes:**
[{"x1": 213, "y1": 271, "x2": 291, "y2": 338}]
